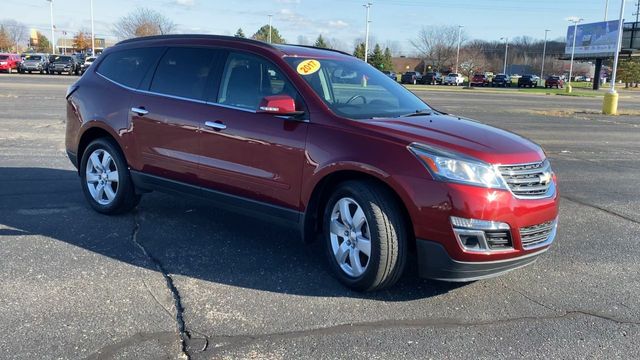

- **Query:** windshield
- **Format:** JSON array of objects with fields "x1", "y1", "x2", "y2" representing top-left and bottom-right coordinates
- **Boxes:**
[
  {"x1": 448, "y1": 73, "x2": 459, "y2": 77},
  {"x1": 25, "y1": 55, "x2": 42, "y2": 60},
  {"x1": 55, "y1": 56, "x2": 72, "y2": 62},
  {"x1": 285, "y1": 57, "x2": 431, "y2": 120},
  {"x1": 0, "y1": 55, "x2": 8, "y2": 60}
]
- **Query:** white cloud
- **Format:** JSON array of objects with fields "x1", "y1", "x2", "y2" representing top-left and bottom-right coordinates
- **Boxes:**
[
  {"x1": 328, "y1": 20, "x2": 348, "y2": 29},
  {"x1": 175, "y1": 0, "x2": 195, "y2": 6}
]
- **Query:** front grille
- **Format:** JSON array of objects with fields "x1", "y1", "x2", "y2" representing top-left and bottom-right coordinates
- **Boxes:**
[
  {"x1": 520, "y1": 220, "x2": 555, "y2": 249},
  {"x1": 485, "y1": 230, "x2": 512, "y2": 250},
  {"x1": 498, "y1": 161, "x2": 552, "y2": 198}
]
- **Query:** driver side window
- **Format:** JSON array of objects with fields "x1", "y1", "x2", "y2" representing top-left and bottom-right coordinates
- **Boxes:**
[{"x1": 217, "y1": 52, "x2": 301, "y2": 111}]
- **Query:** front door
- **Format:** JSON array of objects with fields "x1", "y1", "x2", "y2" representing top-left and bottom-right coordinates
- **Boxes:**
[{"x1": 196, "y1": 51, "x2": 308, "y2": 210}]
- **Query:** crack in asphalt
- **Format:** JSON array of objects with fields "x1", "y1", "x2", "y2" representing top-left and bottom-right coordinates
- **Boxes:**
[
  {"x1": 130, "y1": 210, "x2": 192, "y2": 359},
  {"x1": 203, "y1": 310, "x2": 640, "y2": 353},
  {"x1": 561, "y1": 196, "x2": 640, "y2": 225},
  {"x1": 501, "y1": 283, "x2": 559, "y2": 313}
]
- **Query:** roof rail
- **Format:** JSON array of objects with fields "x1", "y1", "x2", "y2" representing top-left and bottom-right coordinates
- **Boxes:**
[
  {"x1": 279, "y1": 44, "x2": 353, "y2": 57},
  {"x1": 115, "y1": 34, "x2": 278, "y2": 49}
]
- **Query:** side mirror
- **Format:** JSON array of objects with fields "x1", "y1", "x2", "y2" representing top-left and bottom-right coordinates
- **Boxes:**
[{"x1": 258, "y1": 95, "x2": 304, "y2": 116}]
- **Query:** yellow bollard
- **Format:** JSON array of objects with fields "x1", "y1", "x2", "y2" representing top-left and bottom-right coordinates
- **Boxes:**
[
  {"x1": 602, "y1": 91, "x2": 619, "y2": 115},
  {"x1": 565, "y1": 84, "x2": 572, "y2": 93}
]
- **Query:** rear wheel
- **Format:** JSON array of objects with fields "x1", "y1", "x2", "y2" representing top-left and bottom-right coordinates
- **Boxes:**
[
  {"x1": 323, "y1": 181, "x2": 407, "y2": 291},
  {"x1": 80, "y1": 138, "x2": 140, "y2": 214}
]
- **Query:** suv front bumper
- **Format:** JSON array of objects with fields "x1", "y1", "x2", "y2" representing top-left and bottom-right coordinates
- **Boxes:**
[{"x1": 417, "y1": 239, "x2": 549, "y2": 282}]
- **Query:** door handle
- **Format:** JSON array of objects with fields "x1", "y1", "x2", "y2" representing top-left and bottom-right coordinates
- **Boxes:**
[
  {"x1": 131, "y1": 107, "x2": 149, "y2": 116},
  {"x1": 204, "y1": 121, "x2": 227, "y2": 131}
]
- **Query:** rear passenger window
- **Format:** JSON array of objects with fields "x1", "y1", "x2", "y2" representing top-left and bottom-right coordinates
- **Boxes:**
[
  {"x1": 217, "y1": 52, "x2": 301, "y2": 111},
  {"x1": 150, "y1": 47, "x2": 222, "y2": 100},
  {"x1": 97, "y1": 47, "x2": 163, "y2": 88}
]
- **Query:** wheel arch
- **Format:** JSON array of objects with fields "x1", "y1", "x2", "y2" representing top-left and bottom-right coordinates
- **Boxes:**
[
  {"x1": 302, "y1": 169, "x2": 415, "y2": 251},
  {"x1": 76, "y1": 125, "x2": 124, "y2": 173}
]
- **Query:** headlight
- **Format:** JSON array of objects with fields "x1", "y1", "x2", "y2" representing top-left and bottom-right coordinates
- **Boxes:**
[{"x1": 408, "y1": 143, "x2": 507, "y2": 189}]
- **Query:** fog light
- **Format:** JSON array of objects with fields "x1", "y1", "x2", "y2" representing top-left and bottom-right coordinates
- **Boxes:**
[{"x1": 451, "y1": 216, "x2": 512, "y2": 252}]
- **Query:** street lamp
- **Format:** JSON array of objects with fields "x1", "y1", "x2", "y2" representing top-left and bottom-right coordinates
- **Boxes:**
[
  {"x1": 540, "y1": 30, "x2": 550, "y2": 81},
  {"x1": 90, "y1": 0, "x2": 95, "y2": 55},
  {"x1": 566, "y1": 17, "x2": 584, "y2": 91},
  {"x1": 268, "y1": 14, "x2": 273, "y2": 43},
  {"x1": 455, "y1": 25, "x2": 463, "y2": 73},
  {"x1": 363, "y1": 3, "x2": 372, "y2": 63},
  {"x1": 605, "y1": 0, "x2": 610, "y2": 21},
  {"x1": 500, "y1": 37, "x2": 509, "y2": 74},
  {"x1": 46, "y1": 0, "x2": 55, "y2": 54},
  {"x1": 603, "y1": 0, "x2": 627, "y2": 114}
]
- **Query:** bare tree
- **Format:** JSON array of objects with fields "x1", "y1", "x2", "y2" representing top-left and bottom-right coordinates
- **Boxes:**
[
  {"x1": 113, "y1": 8, "x2": 176, "y2": 40},
  {"x1": 0, "y1": 19, "x2": 27, "y2": 52},
  {"x1": 411, "y1": 25, "x2": 466, "y2": 72},
  {"x1": 459, "y1": 47, "x2": 488, "y2": 78}
]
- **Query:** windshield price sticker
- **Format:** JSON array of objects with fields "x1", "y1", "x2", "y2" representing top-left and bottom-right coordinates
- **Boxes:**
[{"x1": 297, "y1": 59, "x2": 321, "y2": 75}]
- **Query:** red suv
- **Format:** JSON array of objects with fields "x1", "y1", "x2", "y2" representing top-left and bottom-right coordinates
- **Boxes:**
[
  {"x1": 470, "y1": 74, "x2": 489, "y2": 87},
  {"x1": 0, "y1": 53, "x2": 22, "y2": 73},
  {"x1": 65, "y1": 35, "x2": 558, "y2": 291}
]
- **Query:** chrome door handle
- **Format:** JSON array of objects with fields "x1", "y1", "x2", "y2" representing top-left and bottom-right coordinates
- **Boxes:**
[
  {"x1": 131, "y1": 107, "x2": 149, "y2": 116},
  {"x1": 204, "y1": 121, "x2": 227, "y2": 130}
]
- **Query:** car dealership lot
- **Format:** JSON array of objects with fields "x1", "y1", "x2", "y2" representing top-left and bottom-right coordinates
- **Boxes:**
[{"x1": 0, "y1": 74, "x2": 638, "y2": 359}]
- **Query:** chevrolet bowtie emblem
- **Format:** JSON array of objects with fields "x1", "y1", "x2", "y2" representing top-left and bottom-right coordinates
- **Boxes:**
[{"x1": 539, "y1": 172, "x2": 552, "y2": 185}]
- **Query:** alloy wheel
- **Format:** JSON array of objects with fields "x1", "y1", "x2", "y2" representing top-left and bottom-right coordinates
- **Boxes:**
[
  {"x1": 85, "y1": 149, "x2": 119, "y2": 205},
  {"x1": 329, "y1": 197, "x2": 372, "y2": 278}
]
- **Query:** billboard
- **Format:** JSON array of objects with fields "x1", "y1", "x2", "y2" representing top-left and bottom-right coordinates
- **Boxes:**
[{"x1": 565, "y1": 20, "x2": 620, "y2": 58}]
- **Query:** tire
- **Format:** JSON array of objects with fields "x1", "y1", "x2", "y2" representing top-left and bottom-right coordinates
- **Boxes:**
[
  {"x1": 80, "y1": 138, "x2": 141, "y2": 215},
  {"x1": 323, "y1": 180, "x2": 407, "y2": 291}
]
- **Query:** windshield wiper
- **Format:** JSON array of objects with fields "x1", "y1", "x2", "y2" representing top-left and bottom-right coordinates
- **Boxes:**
[{"x1": 397, "y1": 109, "x2": 433, "y2": 118}]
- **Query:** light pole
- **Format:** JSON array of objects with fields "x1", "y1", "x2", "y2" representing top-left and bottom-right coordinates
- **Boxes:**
[
  {"x1": 268, "y1": 14, "x2": 273, "y2": 43},
  {"x1": 540, "y1": 29, "x2": 550, "y2": 81},
  {"x1": 46, "y1": 0, "x2": 55, "y2": 54},
  {"x1": 90, "y1": 0, "x2": 95, "y2": 55},
  {"x1": 363, "y1": 3, "x2": 372, "y2": 63},
  {"x1": 455, "y1": 25, "x2": 463, "y2": 73},
  {"x1": 603, "y1": 0, "x2": 627, "y2": 114},
  {"x1": 567, "y1": 17, "x2": 583, "y2": 91},
  {"x1": 500, "y1": 37, "x2": 509, "y2": 74},
  {"x1": 605, "y1": 0, "x2": 610, "y2": 21}
]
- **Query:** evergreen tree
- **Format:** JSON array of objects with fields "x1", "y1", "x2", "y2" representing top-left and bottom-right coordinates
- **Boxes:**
[
  {"x1": 252, "y1": 25, "x2": 285, "y2": 44},
  {"x1": 33, "y1": 32, "x2": 51, "y2": 53},
  {"x1": 383, "y1": 47, "x2": 394, "y2": 71},
  {"x1": 353, "y1": 42, "x2": 366, "y2": 60},
  {"x1": 314, "y1": 34, "x2": 328, "y2": 48},
  {"x1": 234, "y1": 28, "x2": 245, "y2": 38},
  {"x1": 368, "y1": 44, "x2": 385, "y2": 69}
]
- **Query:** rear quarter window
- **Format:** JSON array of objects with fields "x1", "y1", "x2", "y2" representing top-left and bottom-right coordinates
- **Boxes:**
[{"x1": 97, "y1": 47, "x2": 164, "y2": 89}]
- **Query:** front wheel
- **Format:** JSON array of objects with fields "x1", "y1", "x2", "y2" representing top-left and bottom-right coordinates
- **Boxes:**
[
  {"x1": 323, "y1": 181, "x2": 407, "y2": 291},
  {"x1": 80, "y1": 138, "x2": 140, "y2": 214}
]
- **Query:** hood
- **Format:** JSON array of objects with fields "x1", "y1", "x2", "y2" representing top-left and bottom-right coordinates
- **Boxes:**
[{"x1": 359, "y1": 114, "x2": 545, "y2": 164}]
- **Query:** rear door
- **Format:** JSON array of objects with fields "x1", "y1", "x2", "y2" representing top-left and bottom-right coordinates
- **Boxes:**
[
  {"x1": 129, "y1": 46, "x2": 225, "y2": 184},
  {"x1": 196, "y1": 51, "x2": 309, "y2": 210}
]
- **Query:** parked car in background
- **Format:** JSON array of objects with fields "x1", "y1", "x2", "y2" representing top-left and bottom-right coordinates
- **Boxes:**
[
  {"x1": 19, "y1": 53, "x2": 49, "y2": 74},
  {"x1": 422, "y1": 71, "x2": 443, "y2": 85},
  {"x1": 65, "y1": 35, "x2": 558, "y2": 291},
  {"x1": 470, "y1": 74, "x2": 489, "y2": 87},
  {"x1": 400, "y1": 71, "x2": 422, "y2": 84},
  {"x1": 381, "y1": 70, "x2": 397, "y2": 82},
  {"x1": 545, "y1": 76, "x2": 564, "y2": 89},
  {"x1": 81, "y1": 56, "x2": 97, "y2": 74},
  {"x1": 443, "y1": 73, "x2": 464, "y2": 86},
  {"x1": 49, "y1": 55, "x2": 81, "y2": 75},
  {"x1": 518, "y1": 75, "x2": 539, "y2": 88},
  {"x1": 492, "y1": 74, "x2": 511, "y2": 87},
  {"x1": 0, "y1": 53, "x2": 22, "y2": 73}
]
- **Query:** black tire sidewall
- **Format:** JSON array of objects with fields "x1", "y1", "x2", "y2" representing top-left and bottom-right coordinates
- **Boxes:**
[{"x1": 79, "y1": 138, "x2": 135, "y2": 214}]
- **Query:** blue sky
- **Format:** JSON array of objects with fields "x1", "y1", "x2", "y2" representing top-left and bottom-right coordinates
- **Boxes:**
[{"x1": 5, "y1": 0, "x2": 637, "y2": 54}]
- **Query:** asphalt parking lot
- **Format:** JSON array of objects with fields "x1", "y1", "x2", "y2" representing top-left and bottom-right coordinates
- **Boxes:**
[{"x1": 1, "y1": 74, "x2": 639, "y2": 359}]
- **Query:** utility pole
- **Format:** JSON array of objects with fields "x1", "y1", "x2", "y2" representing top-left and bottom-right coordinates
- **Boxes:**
[
  {"x1": 268, "y1": 14, "x2": 273, "y2": 43},
  {"x1": 90, "y1": 0, "x2": 95, "y2": 55},
  {"x1": 47, "y1": 0, "x2": 55, "y2": 54},
  {"x1": 363, "y1": 3, "x2": 372, "y2": 63},
  {"x1": 567, "y1": 17, "x2": 583, "y2": 92},
  {"x1": 500, "y1": 37, "x2": 509, "y2": 74},
  {"x1": 605, "y1": 0, "x2": 609, "y2": 21},
  {"x1": 540, "y1": 30, "x2": 550, "y2": 81},
  {"x1": 634, "y1": 1, "x2": 640, "y2": 23},
  {"x1": 603, "y1": 0, "x2": 627, "y2": 114},
  {"x1": 455, "y1": 25, "x2": 463, "y2": 73}
]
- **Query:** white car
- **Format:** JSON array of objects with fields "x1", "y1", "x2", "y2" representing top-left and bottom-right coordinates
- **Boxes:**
[
  {"x1": 444, "y1": 73, "x2": 464, "y2": 86},
  {"x1": 81, "y1": 56, "x2": 96, "y2": 74}
]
